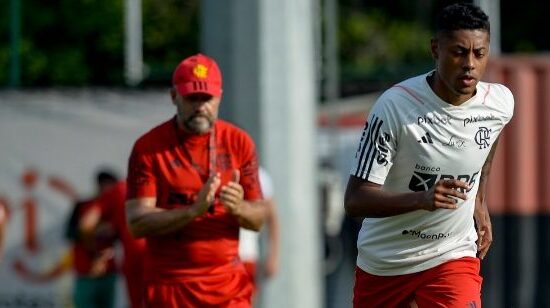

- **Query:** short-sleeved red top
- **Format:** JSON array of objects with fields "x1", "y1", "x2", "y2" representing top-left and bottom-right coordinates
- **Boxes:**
[
  {"x1": 127, "y1": 118, "x2": 262, "y2": 282},
  {"x1": 71, "y1": 199, "x2": 117, "y2": 276}
]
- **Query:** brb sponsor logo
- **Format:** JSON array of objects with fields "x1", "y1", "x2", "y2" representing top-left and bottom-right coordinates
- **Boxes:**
[
  {"x1": 401, "y1": 229, "x2": 452, "y2": 240},
  {"x1": 408, "y1": 164, "x2": 479, "y2": 192},
  {"x1": 417, "y1": 114, "x2": 452, "y2": 126}
]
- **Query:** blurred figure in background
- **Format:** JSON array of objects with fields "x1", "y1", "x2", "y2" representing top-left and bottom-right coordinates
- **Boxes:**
[
  {"x1": 81, "y1": 179, "x2": 147, "y2": 308},
  {"x1": 344, "y1": 3, "x2": 514, "y2": 307},
  {"x1": 125, "y1": 53, "x2": 265, "y2": 307},
  {"x1": 238, "y1": 166, "x2": 279, "y2": 302},
  {"x1": 65, "y1": 170, "x2": 118, "y2": 308}
]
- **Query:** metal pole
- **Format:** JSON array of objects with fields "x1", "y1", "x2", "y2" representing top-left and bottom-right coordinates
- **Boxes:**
[
  {"x1": 124, "y1": 0, "x2": 144, "y2": 86},
  {"x1": 474, "y1": 0, "x2": 501, "y2": 55},
  {"x1": 9, "y1": 0, "x2": 21, "y2": 87}
]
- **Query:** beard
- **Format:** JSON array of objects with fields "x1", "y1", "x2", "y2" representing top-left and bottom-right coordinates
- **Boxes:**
[{"x1": 184, "y1": 114, "x2": 214, "y2": 134}]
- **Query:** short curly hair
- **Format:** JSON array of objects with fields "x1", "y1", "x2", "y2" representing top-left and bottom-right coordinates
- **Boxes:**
[{"x1": 436, "y1": 3, "x2": 490, "y2": 36}]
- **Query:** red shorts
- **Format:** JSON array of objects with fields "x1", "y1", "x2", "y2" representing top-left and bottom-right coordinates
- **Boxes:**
[
  {"x1": 353, "y1": 257, "x2": 482, "y2": 308},
  {"x1": 145, "y1": 271, "x2": 253, "y2": 308}
]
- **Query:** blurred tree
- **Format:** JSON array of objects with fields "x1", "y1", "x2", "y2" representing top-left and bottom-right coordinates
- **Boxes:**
[
  {"x1": 0, "y1": 0, "x2": 547, "y2": 90},
  {"x1": 0, "y1": 0, "x2": 199, "y2": 87},
  {"x1": 338, "y1": 6, "x2": 433, "y2": 96},
  {"x1": 142, "y1": 0, "x2": 200, "y2": 85}
]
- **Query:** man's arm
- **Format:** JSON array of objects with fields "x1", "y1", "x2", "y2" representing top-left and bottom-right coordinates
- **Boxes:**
[
  {"x1": 221, "y1": 170, "x2": 265, "y2": 231},
  {"x1": 263, "y1": 198, "x2": 280, "y2": 277},
  {"x1": 126, "y1": 174, "x2": 221, "y2": 238},
  {"x1": 344, "y1": 176, "x2": 470, "y2": 218},
  {"x1": 474, "y1": 136, "x2": 500, "y2": 260},
  {"x1": 0, "y1": 208, "x2": 5, "y2": 262}
]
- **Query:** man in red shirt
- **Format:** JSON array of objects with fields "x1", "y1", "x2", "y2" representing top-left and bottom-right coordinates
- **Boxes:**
[
  {"x1": 65, "y1": 171, "x2": 119, "y2": 308},
  {"x1": 125, "y1": 53, "x2": 266, "y2": 307}
]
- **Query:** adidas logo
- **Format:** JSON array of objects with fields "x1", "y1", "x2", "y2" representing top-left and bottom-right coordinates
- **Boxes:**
[{"x1": 417, "y1": 132, "x2": 433, "y2": 144}]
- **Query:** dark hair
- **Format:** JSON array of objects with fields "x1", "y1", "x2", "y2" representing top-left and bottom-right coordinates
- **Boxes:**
[
  {"x1": 436, "y1": 3, "x2": 490, "y2": 36},
  {"x1": 96, "y1": 169, "x2": 118, "y2": 185}
]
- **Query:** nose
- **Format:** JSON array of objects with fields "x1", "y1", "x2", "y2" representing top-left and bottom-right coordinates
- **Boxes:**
[
  {"x1": 462, "y1": 53, "x2": 475, "y2": 71},
  {"x1": 192, "y1": 100, "x2": 208, "y2": 112}
]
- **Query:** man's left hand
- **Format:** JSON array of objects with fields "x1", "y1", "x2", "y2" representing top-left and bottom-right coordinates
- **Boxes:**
[
  {"x1": 474, "y1": 199, "x2": 493, "y2": 260},
  {"x1": 220, "y1": 169, "x2": 244, "y2": 216}
]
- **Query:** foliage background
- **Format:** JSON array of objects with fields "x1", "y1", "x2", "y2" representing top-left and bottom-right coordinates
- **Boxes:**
[{"x1": 0, "y1": 0, "x2": 547, "y2": 94}]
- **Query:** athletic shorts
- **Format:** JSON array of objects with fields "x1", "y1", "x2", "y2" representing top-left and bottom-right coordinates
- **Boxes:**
[
  {"x1": 145, "y1": 271, "x2": 253, "y2": 308},
  {"x1": 353, "y1": 257, "x2": 482, "y2": 308}
]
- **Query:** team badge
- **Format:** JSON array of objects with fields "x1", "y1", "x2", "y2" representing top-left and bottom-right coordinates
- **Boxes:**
[
  {"x1": 474, "y1": 127, "x2": 492, "y2": 149},
  {"x1": 193, "y1": 64, "x2": 208, "y2": 79}
]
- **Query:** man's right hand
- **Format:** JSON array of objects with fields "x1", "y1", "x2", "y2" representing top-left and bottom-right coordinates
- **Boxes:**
[
  {"x1": 192, "y1": 173, "x2": 221, "y2": 216},
  {"x1": 422, "y1": 179, "x2": 470, "y2": 211}
]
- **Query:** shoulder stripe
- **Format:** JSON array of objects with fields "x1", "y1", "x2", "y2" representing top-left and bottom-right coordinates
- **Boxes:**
[
  {"x1": 392, "y1": 85, "x2": 424, "y2": 105},
  {"x1": 354, "y1": 117, "x2": 383, "y2": 178},
  {"x1": 482, "y1": 84, "x2": 491, "y2": 105},
  {"x1": 362, "y1": 119, "x2": 384, "y2": 178},
  {"x1": 354, "y1": 119, "x2": 373, "y2": 177}
]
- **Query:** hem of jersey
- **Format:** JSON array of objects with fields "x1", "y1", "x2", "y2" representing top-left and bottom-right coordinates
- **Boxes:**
[
  {"x1": 350, "y1": 172, "x2": 386, "y2": 185},
  {"x1": 144, "y1": 263, "x2": 246, "y2": 283},
  {"x1": 356, "y1": 251, "x2": 477, "y2": 276}
]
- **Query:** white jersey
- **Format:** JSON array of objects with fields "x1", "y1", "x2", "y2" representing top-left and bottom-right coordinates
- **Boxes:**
[
  {"x1": 239, "y1": 167, "x2": 274, "y2": 261},
  {"x1": 350, "y1": 72, "x2": 514, "y2": 276}
]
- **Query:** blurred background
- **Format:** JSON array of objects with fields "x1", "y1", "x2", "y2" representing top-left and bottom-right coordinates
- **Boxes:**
[{"x1": 1, "y1": 0, "x2": 549, "y2": 307}]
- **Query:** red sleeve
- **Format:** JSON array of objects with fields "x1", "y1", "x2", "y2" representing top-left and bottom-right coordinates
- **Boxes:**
[
  {"x1": 237, "y1": 132, "x2": 263, "y2": 201},
  {"x1": 126, "y1": 141, "x2": 157, "y2": 199}
]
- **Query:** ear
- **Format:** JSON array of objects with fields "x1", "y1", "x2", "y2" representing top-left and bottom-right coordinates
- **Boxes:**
[
  {"x1": 170, "y1": 88, "x2": 178, "y2": 105},
  {"x1": 430, "y1": 38, "x2": 439, "y2": 60}
]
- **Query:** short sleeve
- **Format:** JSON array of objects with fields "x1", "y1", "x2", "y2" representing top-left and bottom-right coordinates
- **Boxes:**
[
  {"x1": 350, "y1": 97, "x2": 399, "y2": 184},
  {"x1": 501, "y1": 85, "x2": 515, "y2": 125},
  {"x1": 236, "y1": 134, "x2": 263, "y2": 201},
  {"x1": 126, "y1": 142, "x2": 157, "y2": 200}
]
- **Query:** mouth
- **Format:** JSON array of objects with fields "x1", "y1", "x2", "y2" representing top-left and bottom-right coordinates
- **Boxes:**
[{"x1": 459, "y1": 75, "x2": 476, "y2": 87}]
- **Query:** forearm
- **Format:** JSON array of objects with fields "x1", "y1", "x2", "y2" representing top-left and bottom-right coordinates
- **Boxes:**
[
  {"x1": 344, "y1": 187, "x2": 425, "y2": 218},
  {"x1": 267, "y1": 209, "x2": 280, "y2": 259},
  {"x1": 475, "y1": 136, "x2": 500, "y2": 209},
  {"x1": 0, "y1": 225, "x2": 4, "y2": 260},
  {"x1": 236, "y1": 200, "x2": 266, "y2": 231},
  {"x1": 126, "y1": 200, "x2": 204, "y2": 237}
]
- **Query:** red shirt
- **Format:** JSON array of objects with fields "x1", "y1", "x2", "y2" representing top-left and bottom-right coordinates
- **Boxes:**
[
  {"x1": 98, "y1": 182, "x2": 147, "y2": 307},
  {"x1": 71, "y1": 199, "x2": 117, "y2": 276},
  {"x1": 127, "y1": 118, "x2": 262, "y2": 282},
  {"x1": 98, "y1": 182, "x2": 146, "y2": 272}
]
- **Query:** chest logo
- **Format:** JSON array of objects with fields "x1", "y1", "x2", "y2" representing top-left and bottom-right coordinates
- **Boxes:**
[
  {"x1": 474, "y1": 127, "x2": 492, "y2": 149},
  {"x1": 417, "y1": 132, "x2": 433, "y2": 144}
]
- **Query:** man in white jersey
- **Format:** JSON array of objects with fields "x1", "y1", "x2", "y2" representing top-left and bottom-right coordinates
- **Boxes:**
[
  {"x1": 344, "y1": 3, "x2": 514, "y2": 307},
  {"x1": 239, "y1": 167, "x2": 280, "y2": 296}
]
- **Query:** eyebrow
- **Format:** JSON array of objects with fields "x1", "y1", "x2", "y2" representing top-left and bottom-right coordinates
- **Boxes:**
[{"x1": 453, "y1": 45, "x2": 487, "y2": 51}]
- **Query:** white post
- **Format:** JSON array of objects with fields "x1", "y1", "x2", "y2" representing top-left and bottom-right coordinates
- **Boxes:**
[
  {"x1": 474, "y1": 0, "x2": 501, "y2": 55},
  {"x1": 259, "y1": 0, "x2": 322, "y2": 307},
  {"x1": 124, "y1": 0, "x2": 144, "y2": 86}
]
